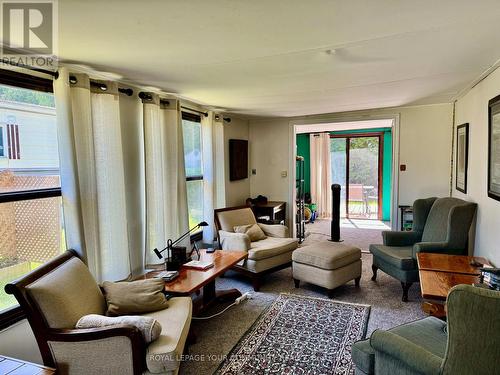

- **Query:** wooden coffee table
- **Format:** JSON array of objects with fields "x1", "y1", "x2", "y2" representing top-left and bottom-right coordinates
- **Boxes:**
[
  {"x1": 417, "y1": 253, "x2": 489, "y2": 317},
  {"x1": 143, "y1": 249, "x2": 247, "y2": 315}
]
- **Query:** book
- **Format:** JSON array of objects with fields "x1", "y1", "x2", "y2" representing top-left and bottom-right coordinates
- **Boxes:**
[
  {"x1": 156, "y1": 271, "x2": 179, "y2": 281},
  {"x1": 183, "y1": 260, "x2": 214, "y2": 270}
]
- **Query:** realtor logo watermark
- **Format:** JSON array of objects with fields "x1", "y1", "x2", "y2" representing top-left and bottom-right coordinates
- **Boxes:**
[{"x1": 0, "y1": 0, "x2": 58, "y2": 68}]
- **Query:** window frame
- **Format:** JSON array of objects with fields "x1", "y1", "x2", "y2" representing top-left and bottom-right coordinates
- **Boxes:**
[
  {"x1": 181, "y1": 111, "x2": 204, "y2": 242},
  {"x1": 0, "y1": 124, "x2": 5, "y2": 157},
  {"x1": 0, "y1": 69, "x2": 60, "y2": 330}
]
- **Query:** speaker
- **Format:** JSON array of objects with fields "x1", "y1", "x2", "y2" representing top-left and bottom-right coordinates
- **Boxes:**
[
  {"x1": 166, "y1": 246, "x2": 187, "y2": 271},
  {"x1": 330, "y1": 184, "x2": 342, "y2": 242}
]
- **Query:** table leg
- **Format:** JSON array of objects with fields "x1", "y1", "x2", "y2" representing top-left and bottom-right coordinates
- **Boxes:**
[
  {"x1": 422, "y1": 301, "x2": 446, "y2": 319},
  {"x1": 192, "y1": 280, "x2": 242, "y2": 316}
]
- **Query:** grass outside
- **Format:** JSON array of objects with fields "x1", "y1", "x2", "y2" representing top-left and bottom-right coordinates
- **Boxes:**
[{"x1": 0, "y1": 261, "x2": 42, "y2": 312}]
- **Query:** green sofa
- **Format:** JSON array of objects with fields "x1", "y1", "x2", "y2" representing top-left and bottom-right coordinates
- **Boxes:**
[
  {"x1": 370, "y1": 197, "x2": 477, "y2": 301},
  {"x1": 352, "y1": 284, "x2": 500, "y2": 375}
]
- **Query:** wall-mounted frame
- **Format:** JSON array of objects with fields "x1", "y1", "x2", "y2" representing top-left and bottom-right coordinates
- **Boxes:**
[
  {"x1": 455, "y1": 123, "x2": 469, "y2": 193},
  {"x1": 229, "y1": 139, "x2": 248, "y2": 181},
  {"x1": 488, "y1": 94, "x2": 500, "y2": 201}
]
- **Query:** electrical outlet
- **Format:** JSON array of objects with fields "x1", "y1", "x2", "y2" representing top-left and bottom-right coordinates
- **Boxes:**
[
  {"x1": 281, "y1": 170, "x2": 287, "y2": 177},
  {"x1": 235, "y1": 292, "x2": 252, "y2": 304}
]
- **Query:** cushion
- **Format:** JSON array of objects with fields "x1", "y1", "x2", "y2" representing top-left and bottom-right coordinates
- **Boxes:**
[
  {"x1": 143, "y1": 296, "x2": 192, "y2": 373},
  {"x1": 26, "y1": 257, "x2": 106, "y2": 329},
  {"x1": 216, "y1": 207, "x2": 257, "y2": 232},
  {"x1": 352, "y1": 317, "x2": 447, "y2": 375},
  {"x1": 76, "y1": 314, "x2": 162, "y2": 344},
  {"x1": 101, "y1": 278, "x2": 169, "y2": 317},
  {"x1": 352, "y1": 339, "x2": 374, "y2": 374},
  {"x1": 234, "y1": 223, "x2": 267, "y2": 242},
  {"x1": 369, "y1": 244, "x2": 415, "y2": 270},
  {"x1": 258, "y1": 223, "x2": 288, "y2": 238},
  {"x1": 292, "y1": 242, "x2": 361, "y2": 270},
  {"x1": 248, "y1": 237, "x2": 298, "y2": 260},
  {"x1": 389, "y1": 316, "x2": 447, "y2": 358}
]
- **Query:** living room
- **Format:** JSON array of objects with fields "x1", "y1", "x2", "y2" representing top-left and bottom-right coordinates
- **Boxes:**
[{"x1": 0, "y1": 1, "x2": 499, "y2": 375}]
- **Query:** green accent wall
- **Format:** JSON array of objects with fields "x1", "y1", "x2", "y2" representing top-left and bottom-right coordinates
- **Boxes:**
[
  {"x1": 296, "y1": 134, "x2": 311, "y2": 194},
  {"x1": 296, "y1": 128, "x2": 393, "y2": 221}
]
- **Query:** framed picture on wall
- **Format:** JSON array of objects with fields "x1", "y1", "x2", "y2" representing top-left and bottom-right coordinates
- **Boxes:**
[
  {"x1": 455, "y1": 123, "x2": 469, "y2": 193},
  {"x1": 488, "y1": 94, "x2": 500, "y2": 201}
]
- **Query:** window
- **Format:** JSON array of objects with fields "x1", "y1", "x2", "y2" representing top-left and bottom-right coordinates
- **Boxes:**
[
  {"x1": 0, "y1": 125, "x2": 4, "y2": 157},
  {"x1": 181, "y1": 112, "x2": 203, "y2": 234},
  {"x1": 0, "y1": 70, "x2": 63, "y2": 329}
]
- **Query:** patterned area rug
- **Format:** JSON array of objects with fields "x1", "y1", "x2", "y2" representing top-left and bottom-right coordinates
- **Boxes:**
[{"x1": 215, "y1": 294, "x2": 370, "y2": 375}]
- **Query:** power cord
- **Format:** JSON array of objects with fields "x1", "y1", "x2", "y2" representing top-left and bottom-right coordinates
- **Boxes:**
[{"x1": 192, "y1": 292, "x2": 252, "y2": 320}]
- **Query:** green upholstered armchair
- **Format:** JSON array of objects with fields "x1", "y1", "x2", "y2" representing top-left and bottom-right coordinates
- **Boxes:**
[
  {"x1": 352, "y1": 284, "x2": 500, "y2": 375},
  {"x1": 370, "y1": 197, "x2": 477, "y2": 301}
]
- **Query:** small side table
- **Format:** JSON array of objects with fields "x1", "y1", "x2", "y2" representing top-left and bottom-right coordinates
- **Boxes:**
[
  {"x1": 0, "y1": 355, "x2": 56, "y2": 374},
  {"x1": 399, "y1": 205, "x2": 413, "y2": 231}
]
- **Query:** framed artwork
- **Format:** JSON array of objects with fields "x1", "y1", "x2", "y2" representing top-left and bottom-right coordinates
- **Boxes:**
[
  {"x1": 488, "y1": 94, "x2": 500, "y2": 201},
  {"x1": 455, "y1": 123, "x2": 469, "y2": 193}
]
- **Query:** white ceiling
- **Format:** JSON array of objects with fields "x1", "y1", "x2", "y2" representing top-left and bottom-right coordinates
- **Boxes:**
[{"x1": 58, "y1": 0, "x2": 500, "y2": 118}]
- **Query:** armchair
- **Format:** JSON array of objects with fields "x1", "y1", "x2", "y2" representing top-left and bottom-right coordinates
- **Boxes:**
[
  {"x1": 370, "y1": 197, "x2": 477, "y2": 301},
  {"x1": 214, "y1": 206, "x2": 298, "y2": 291},
  {"x1": 5, "y1": 250, "x2": 192, "y2": 375},
  {"x1": 352, "y1": 284, "x2": 500, "y2": 375}
]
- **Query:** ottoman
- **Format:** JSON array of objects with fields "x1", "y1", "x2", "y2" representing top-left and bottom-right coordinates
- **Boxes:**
[{"x1": 292, "y1": 242, "x2": 362, "y2": 297}]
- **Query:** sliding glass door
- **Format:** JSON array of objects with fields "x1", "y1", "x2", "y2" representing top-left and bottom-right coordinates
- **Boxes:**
[
  {"x1": 330, "y1": 134, "x2": 382, "y2": 220},
  {"x1": 330, "y1": 138, "x2": 347, "y2": 217}
]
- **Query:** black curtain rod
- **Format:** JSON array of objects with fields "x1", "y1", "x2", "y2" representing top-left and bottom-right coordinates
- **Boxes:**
[
  {"x1": 1, "y1": 59, "x2": 58, "y2": 78},
  {"x1": 139, "y1": 92, "x2": 208, "y2": 117},
  {"x1": 181, "y1": 105, "x2": 208, "y2": 117},
  {"x1": 0, "y1": 63, "x2": 133, "y2": 96},
  {"x1": 69, "y1": 75, "x2": 133, "y2": 96},
  {"x1": 138, "y1": 91, "x2": 170, "y2": 105}
]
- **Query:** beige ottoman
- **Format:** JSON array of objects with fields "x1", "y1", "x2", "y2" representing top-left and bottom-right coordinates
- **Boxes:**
[{"x1": 292, "y1": 242, "x2": 362, "y2": 298}]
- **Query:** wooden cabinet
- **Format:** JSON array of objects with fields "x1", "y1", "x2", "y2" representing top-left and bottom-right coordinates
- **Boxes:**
[{"x1": 251, "y1": 201, "x2": 286, "y2": 224}]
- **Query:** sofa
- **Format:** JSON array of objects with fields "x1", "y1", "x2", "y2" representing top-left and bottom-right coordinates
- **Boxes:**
[
  {"x1": 214, "y1": 206, "x2": 298, "y2": 291},
  {"x1": 5, "y1": 250, "x2": 192, "y2": 375},
  {"x1": 370, "y1": 197, "x2": 477, "y2": 301},
  {"x1": 352, "y1": 284, "x2": 500, "y2": 375}
]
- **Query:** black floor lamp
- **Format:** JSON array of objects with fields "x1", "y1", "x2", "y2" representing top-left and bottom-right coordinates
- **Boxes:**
[{"x1": 153, "y1": 221, "x2": 209, "y2": 270}]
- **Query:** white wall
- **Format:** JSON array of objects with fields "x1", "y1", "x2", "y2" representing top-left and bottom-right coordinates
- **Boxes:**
[
  {"x1": 453, "y1": 66, "x2": 500, "y2": 266},
  {"x1": 0, "y1": 320, "x2": 41, "y2": 363},
  {"x1": 249, "y1": 103, "x2": 454, "y2": 225},
  {"x1": 224, "y1": 117, "x2": 250, "y2": 206}
]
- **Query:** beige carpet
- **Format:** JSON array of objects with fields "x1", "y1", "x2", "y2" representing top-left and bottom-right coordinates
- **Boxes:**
[
  {"x1": 305, "y1": 218, "x2": 391, "y2": 252},
  {"x1": 180, "y1": 219, "x2": 425, "y2": 375}
]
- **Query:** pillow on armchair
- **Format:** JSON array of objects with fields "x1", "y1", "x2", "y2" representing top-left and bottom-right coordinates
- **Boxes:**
[
  {"x1": 76, "y1": 314, "x2": 162, "y2": 344},
  {"x1": 101, "y1": 278, "x2": 169, "y2": 316},
  {"x1": 234, "y1": 223, "x2": 267, "y2": 241}
]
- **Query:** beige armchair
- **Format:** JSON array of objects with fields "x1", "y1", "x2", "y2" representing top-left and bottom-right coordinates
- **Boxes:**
[
  {"x1": 214, "y1": 206, "x2": 298, "y2": 291},
  {"x1": 5, "y1": 250, "x2": 192, "y2": 375}
]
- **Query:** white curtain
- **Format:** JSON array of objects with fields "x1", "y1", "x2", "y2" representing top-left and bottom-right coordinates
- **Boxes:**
[
  {"x1": 201, "y1": 112, "x2": 225, "y2": 244},
  {"x1": 54, "y1": 68, "x2": 131, "y2": 281},
  {"x1": 310, "y1": 133, "x2": 332, "y2": 218},
  {"x1": 143, "y1": 96, "x2": 189, "y2": 265}
]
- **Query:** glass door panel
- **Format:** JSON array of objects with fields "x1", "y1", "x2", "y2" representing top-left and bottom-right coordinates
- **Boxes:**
[
  {"x1": 330, "y1": 138, "x2": 347, "y2": 218},
  {"x1": 348, "y1": 137, "x2": 380, "y2": 219}
]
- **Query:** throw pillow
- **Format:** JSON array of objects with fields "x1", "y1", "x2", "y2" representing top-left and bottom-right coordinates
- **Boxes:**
[
  {"x1": 234, "y1": 223, "x2": 267, "y2": 242},
  {"x1": 101, "y1": 278, "x2": 168, "y2": 316},
  {"x1": 76, "y1": 314, "x2": 162, "y2": 344}
]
